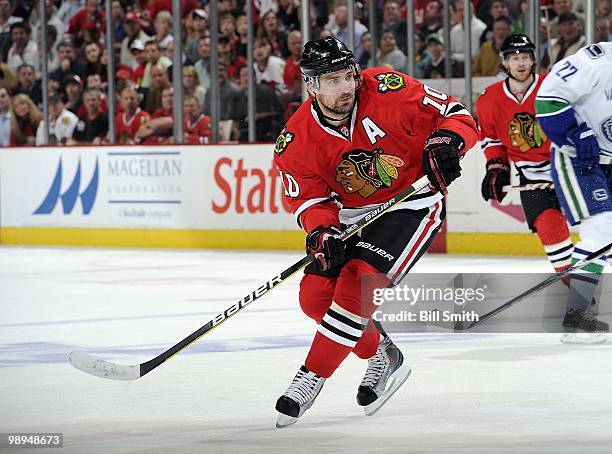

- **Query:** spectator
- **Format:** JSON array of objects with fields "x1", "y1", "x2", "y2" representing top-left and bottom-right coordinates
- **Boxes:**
[
  {"x1": 143, "y1": 63, "x2": 170, "y2": 113},
  {"x1": 232, "y1": 65, "x2": 284, "y2": 142},
  {"x1": 512, "y1": 0, "x2": 529, "y2": 34},
  {"x1": 183, "y1": 94, "x2": 211, "y2": 144},
  {"x1": 420, "y1": 0, "x2": 444, "y2": 36},
  {"x1": 9, "y1": 93, "x2": 40, "y2": 146},
  {"x1": 422, "y1": 33, "x2": 457, "y2": 78},
  {"x1": 253, "y1": 36, "x2": 286, "y2": 95},
  {"x1": 203, "y1": 60, "x2": 241, "y2": 123},
  {"x1": 183, "y1": 65, "x2": 206, "y2": 108},
  {"x1": 111, "y1": 0, "x2": 126, "y2": 43},
  {"x1": 369, "y1": 30, "x2": 406, "y2": 71},
  {"x1": 0, "y1": 84, "x2": 10, "y2": 146},
  {"x1": 57, "y1": 0, "x2": 85, "y2": 27},
  {"x1": 39, "y1": 25, "x2": 59, "y2": 74},
  {"x1": 411, "y1": 0, "x2": 431, "y2": 30},
  {"x1": 35, "y1": 92, "x2": 78, "y2": 145},
  {"x1": 13, "y1": 63, "x2": 41, "y2": 107},
  {"x1": 29, "y1": 0, "x2": 64, "y2": 45},
  {"x1": 256, "y1": 10, "x2": 287, "y2": 58},
  {"x1": 116, "y1": 85, "x2": 149, "y2": 144},
  {"x1": 414, "y1": 32, "x2": 432, "y2": 78},
  {"x1": 479, "y1": 0, "x2": 510, "y2": 45},
  {"x1": 129, "y1": 40, "x2": 147, "y2": 85},
  {"x1": 185, "y1": 9, "x2": 208, "y2": 64},
  {"x1": 596, "y1": 0, "x2": 611, "y2": 17},
  {"x1": 547, "y1": 0, "x2": 585, "y2": 40},
  {"x1": 595, "y1": 16, "x2": 611, "y2": 42},
  {"x1": 543, "y1": 12, "x2": 587, "y2": 70},
  {"x1": 220, "y1": 14, "x2": 238, "y2": 44},
  {"x1": 277, "y1": 0, "x2": 300, "y2": 32},
  {"x1": 120, "y1": 12, "x2": 151, "y2": 68},
  {"x1": 332, "y1": 4, "x2": 368, "y2": 62},
  {"x1": 73, "y1": 87, "x2": 108, "y2": 144},
  {"x1": 50, "y1": 40, "x2": 86, "y2": 92},
  {"x1": 154, "y1": 10, "x2": 173, "y2": 52},
  {"x1": 64, "y1": 74, "x2": 83, "y2": 114},
  {"x1": 283, "y1": 30, "x2": 302, "y2": 101},
  {"x1": 235, "y1": 15, "x2": 249, "y2": 60},
  {"x1": 0, "y1": 51, "x2": 16, "y2": 83},
  {"x1": 83, "y1": 41, "x2": 105, "y2": 80},
  {"x1": 136, "y1": 86, "x2": 174, "y2": 144},
  {"x1": 450, "y1": 0, "x2": 486, "y2": 67},
  {"x1": 66, "y1": 0, "x2": 105, "y2": 47},
  {"x1": 0, "y1": 0, "x2": 21, "y2": 59},
  {"x1": 7, "y1": 22, "x2": 38, "y2": 76},
  {"x1": 382, "y1": 0, "x2": 408, "y2": 54},
  {"x1": 358, "y1": 31, "x2": 372, "y2": 68},
  {"x1": 473, "y1": 15, "x2": 512, "y2": 76},
  {"x1": 141, "y1": 41, "x2": 171, "y2": 88},
  {"x1": 218, "y1": 34, "x2": 244, "y2": 81},
  {"x1": 194, "y1": 36, "x2": 210, "y2": 91}
]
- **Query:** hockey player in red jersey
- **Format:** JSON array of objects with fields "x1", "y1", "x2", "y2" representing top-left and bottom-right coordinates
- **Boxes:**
[
  {"x1": 273, "y1": 37, "x2": 478, "y2": 427},
  {"x1": 476, "y1": 34, "x2": 573, "y2": 276}
]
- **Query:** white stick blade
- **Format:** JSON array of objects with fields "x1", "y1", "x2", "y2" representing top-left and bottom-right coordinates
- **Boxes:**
[{"x1": 69, "y1": 351, "x2": 140, "y2": 380}]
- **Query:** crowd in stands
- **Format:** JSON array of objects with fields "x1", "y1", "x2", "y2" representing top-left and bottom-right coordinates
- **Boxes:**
[{"x1": 0, "y1": 0, "x2": 610, "y2": 147}]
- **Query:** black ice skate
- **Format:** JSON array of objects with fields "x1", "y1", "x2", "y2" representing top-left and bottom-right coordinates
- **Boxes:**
[
  {"x1": 561, "y1": 308, "x2": 609, "y2": 345},
  {"x1": 357, "y1": 336, "x2": 411, "y2": 416},
  {"x1": 275, "y1": 365, "x2": 325, "y2": 428}
]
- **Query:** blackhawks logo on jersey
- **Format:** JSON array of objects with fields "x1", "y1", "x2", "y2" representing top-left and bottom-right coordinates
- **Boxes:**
[
  {"x1": 508, "y1": 112, "x2": 548, "y2": 152},
  {"x1": 375, "y1": 72, "x2": 405, "y2": 93},
  {"x1": 274, "y1": 129, "x2": 295, "y2": 156},
  {"x1": 335, "y1": 148, "x2": 405, "y2": 198}
]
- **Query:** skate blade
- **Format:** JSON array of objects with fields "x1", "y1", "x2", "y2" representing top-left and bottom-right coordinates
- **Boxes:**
[
  {"x1": 276, "y1": 413, "x2": 298, "y2": 428},
  {"x1": 364, "y1": 364, "x2": 411, "y2": 416},
  {"x1": 560, "y1": 332, "x2": 608, "y2": 345}
]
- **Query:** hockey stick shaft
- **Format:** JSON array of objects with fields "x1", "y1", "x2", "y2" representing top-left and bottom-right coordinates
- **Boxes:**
[
  {"x1": 71, "y1": 175, "x2": 431, "y2": 379},
  {"x1": 467, "y1": 241, "x2": 612, "y2": 329},
  {"x1": 502, "y1": 183, "x2": 554, "y2": 192}
]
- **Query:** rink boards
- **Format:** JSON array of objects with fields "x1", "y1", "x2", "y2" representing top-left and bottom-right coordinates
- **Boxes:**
[{"x1": 0, "y1": 143, "x2": 571, "y2": 254}]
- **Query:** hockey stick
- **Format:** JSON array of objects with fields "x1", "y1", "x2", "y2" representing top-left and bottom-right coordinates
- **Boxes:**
[
  {"x1": 467, "y1": 241, "x2": 612, "y2": 329},
  {"x1": 502, "y1": 182, "x2": 555, "y2": 192},
  {"x1": 69, "y1": 175, "x2": 432, "y2": 380}
]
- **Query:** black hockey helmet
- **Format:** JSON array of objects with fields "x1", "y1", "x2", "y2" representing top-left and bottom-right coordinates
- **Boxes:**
[
  {"x1": 300, "y1": 36, "x2": 356, "y2": 77},
  {"x1": 300, "y1": 37, "x2": 362, "y2": 95},
  {"x1": 500, "y1": 34, "x2": 536, "y2": 59}
]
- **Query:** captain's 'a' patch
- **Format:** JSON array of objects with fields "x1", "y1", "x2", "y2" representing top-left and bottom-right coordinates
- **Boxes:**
[
  {"x1": 375, "y1": 72, "x2": 406, "y2": 93},
  {"x1": 274, "y1": 129, "x2": 295, "y2": 156}
]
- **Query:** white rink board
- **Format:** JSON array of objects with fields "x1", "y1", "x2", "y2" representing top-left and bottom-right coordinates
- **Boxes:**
[{"x1": 0, "y1": 145, "x2": 298, "y2": 231}]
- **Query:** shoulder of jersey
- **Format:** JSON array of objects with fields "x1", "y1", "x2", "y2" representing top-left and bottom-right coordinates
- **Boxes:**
[
  {"x1": 475, "y1": 79, "x2": 504, "y2": 105},
  {"x1": 273, "y1": 101, "x2": 312, "y2": 159},
  {"x1": 362, "y1": 67, "x2": 418, "y2": 98}
]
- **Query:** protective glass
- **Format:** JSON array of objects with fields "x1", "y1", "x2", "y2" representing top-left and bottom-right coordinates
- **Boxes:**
[{"x1": 307, "y1": 65, "x2": 362, "y2": 96}]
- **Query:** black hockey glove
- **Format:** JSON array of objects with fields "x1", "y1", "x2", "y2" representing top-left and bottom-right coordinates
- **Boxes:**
[
  {"x1": 422, "y1": 129, "x2": 464, "y2": 194},
  {"x1": 306, "y1": 225, "x2": 345, "y2": 272},
  {"x1": 481, "y1": 158, "x2": 510, "y2": 202}
]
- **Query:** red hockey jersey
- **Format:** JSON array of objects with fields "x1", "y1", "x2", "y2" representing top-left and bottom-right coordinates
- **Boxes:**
[
  {"x1": 476, "y1": 73, "x2": 552, "y2": 182},
  {"x1": 184, "y1": 114, "x2": 212, "y2": 145},
  {"x1": 273, "y1": 68, "x2": 478, "y2": 232},
  {"x1": 115, "y1": 108, "x2": 150, "y2": 144}
]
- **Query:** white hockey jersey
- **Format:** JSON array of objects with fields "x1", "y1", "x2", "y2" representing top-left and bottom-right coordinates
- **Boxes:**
[{"x1": 535, "y1": 42, "x2": 612, "y2": 160}]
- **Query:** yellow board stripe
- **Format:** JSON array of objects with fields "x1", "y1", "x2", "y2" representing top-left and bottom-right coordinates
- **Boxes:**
[
  {"x1": 0, "y1": 227, "x2": 306, "y2": 250},
  {"x1": 447, "y1": 232, "x2": 579, "y2": 256},
  {"x1": 1, "y1": 228, "x2": 580, "y2": 256}
]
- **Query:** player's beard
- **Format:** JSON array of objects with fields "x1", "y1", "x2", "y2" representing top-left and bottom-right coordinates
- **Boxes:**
[{"x1": 318, "y1": 92, "x2": 355, "y2": 121}]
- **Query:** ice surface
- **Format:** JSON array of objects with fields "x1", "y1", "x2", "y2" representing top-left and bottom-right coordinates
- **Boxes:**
[{"x1": 1, "y1": 247, "x2": 611, "y2": 453}]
